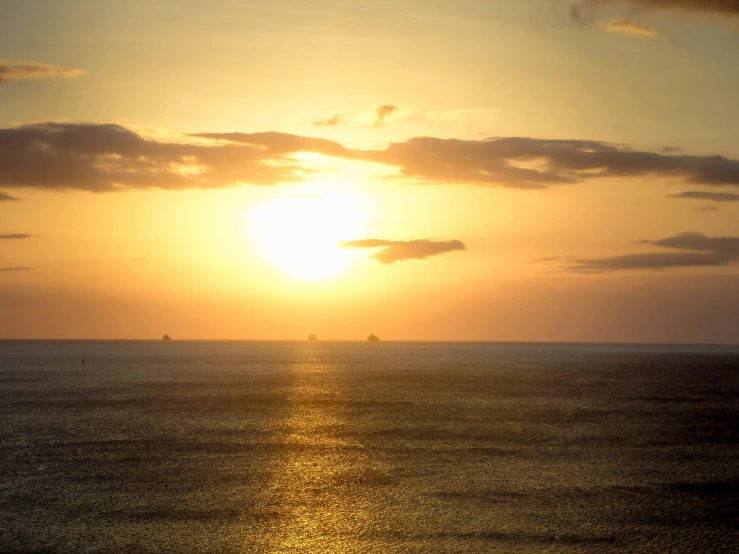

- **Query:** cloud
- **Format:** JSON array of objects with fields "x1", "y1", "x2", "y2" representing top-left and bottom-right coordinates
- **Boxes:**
[
  {"x1": 571, "y1": 0, "x2": 739, "y2": 22},
  {"x1": 0, "y1": 123, "x2": 352, "y2": 193},
  {"x1": 359, "y1": 136, "x2": 739, "y2": 189},
  {"x1": 0, "y1": 267, "x2": 31, "y2": 272},
  {"x1": 670, "y1": 191, "x2": 739, "y2": 202},
  {"x1": 340, "y1": 238, "x2": 467, "y2": 264},
  {"x1": 313, "y1": 105, "x2": 499, "y2": 129},
  {"x1": 605, "y1": 18, "x2": 660, "y2": 37},
  {"x1": 694, "y1": 205, "x2": 719, "y2": 212},
  {"x1": 3, "y1": 122, "x2": 739, "y2": 193},
  {"x1": 569, "y1": 251, "x2": 732, "y2": 272},
  {"x1": 191, "y1": 130, "x2": 351, "y2": 157},
  {"x1": 0, "y1": 61, "x2": 84, "y2": 83},
  {"x1": 0, "y1": 191, "x2": 19, "y2": 201},
  {"x1": 313, "y1": 104, "x2": 399, "y2": 128},
  {"x1": 313, "y1": 113, "x2": 344, "y2": 127},
  {"x1": 652, "y1": 232, "x2": 739, "y2": 256},
  {"x1": 567, "y1": 232, "x2": 739, "y2": 272},
  {"x1": 373, "y1": 104, "x2": 399, "y2": 128},
  {"x1": 0, "y1": 233, "x2": 31, "y2": 240}
]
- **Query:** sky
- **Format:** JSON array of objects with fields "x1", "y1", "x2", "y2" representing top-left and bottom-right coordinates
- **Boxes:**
[{"x1": 1, "y1": 0, "x2": 739, "y2": 342}]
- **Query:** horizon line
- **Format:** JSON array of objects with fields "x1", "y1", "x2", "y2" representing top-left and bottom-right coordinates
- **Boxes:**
[{"x1": 1, "y1": 338, "x2": 738, "y2": 347}]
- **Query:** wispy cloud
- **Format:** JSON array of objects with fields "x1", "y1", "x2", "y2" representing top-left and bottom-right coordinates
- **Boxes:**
[
  {"x1": 606, "y1": 18, "x2": 660, "y2": 37},
  {"x1": 567, "y1": 232, "x2": 739, "y2": 272},
  {"x1": 0, "y1": 61, "x2": 84, "y2": 83},
  {"x1": 0, "y1": 267, "x2": 31, "y2": 272},
  {"x1": 340, "y1": 238, "x2": 467, "y2": 264},
  {"x1": 312, "y1": 103, "x2": 400, "y2": 129},
  {"x1": 373, "y1": 104, "x2": 400, "y2": 128},
  {"x1": 571, "y1": 0, "x2": 739, "y2": 22},
  {"x1": 0, "y1": 191, "x2": 19, "y2": 201},
  {"x1": 0, "y1": 233, "x2": 32, "y2": 240},
  {"x1": 313, "y1": 113, "x2": 344, "y2": 127},
  {"x1": 670, "y1": 191, "x2": 739, "y2": 202},
  {"x1": 569, "y1": 251, "x2": 731, "y2": 272},
  {"x1": 313, "y1": 105, "x2": 498, "y2": 128}
]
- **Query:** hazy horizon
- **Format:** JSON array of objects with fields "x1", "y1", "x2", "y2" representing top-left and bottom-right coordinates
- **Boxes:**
[{"x1": 2, "y1": 338, "x2": 739, "y2": 348}]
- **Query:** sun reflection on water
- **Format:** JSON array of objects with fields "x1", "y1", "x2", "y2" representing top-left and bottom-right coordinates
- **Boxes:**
[{"x1": 243, "y1": 347, "x2": 387, "y2": 553}]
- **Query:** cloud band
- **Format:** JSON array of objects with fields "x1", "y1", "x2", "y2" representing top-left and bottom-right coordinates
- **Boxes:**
[{"x1": 340, "y1": 239, "x2": 467, "y2": 263}]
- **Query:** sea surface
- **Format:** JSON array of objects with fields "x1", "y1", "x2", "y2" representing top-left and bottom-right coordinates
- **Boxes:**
[{"x1": 1, "y1": 340, "x2": 738, "y2": 553}]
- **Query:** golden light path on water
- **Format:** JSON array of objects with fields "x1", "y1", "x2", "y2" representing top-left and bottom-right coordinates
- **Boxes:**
[{"x1": 241, "y1": 346, "x2": 392, "y2": 552}]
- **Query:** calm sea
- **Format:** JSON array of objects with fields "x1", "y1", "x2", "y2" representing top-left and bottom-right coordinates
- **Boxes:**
[{"x1": 1, "y1": 341, "x2": 738, "y2": 553}]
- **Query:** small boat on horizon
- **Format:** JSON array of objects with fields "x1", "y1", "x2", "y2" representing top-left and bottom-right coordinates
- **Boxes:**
[
  {"x1": 367, "y1": 333, "x2": 380, "y2": 343},
  {"x1": 308, "y1": 334, "x2": 317, "y2": 341},
  {"x1": 162, "y1": 334, "x2": 172, "y2": 341}
]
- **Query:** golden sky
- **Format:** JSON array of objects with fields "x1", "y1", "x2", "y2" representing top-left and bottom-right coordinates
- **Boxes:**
[{"x1": 1, "y1": 0, "x2": 739, "y2": 342}]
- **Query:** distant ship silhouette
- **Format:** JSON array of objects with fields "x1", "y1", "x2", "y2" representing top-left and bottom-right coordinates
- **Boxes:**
[
  {"x1": 162, "y1": 334, "x2": 172, "y2": 341},
  {"x1": 308, "y1": 334, "x2": 317, "y2": 341},
  {"x1": 367, "y1": 333, "x2": 380, "y2": 342}
]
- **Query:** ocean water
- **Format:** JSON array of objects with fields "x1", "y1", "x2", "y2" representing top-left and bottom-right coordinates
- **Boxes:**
[{"x1": 0, "y1": 341, "x2": 738, "y2": 553}]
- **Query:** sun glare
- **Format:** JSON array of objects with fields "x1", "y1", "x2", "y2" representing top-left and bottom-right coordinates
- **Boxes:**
[{"x1": 246, "y1": 189, "x2": 369, "y2": 280}]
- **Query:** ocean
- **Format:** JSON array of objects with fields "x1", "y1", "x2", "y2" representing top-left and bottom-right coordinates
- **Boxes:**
[{"x1": 1, "y1": 340, "x2": 737, "y2": 553}]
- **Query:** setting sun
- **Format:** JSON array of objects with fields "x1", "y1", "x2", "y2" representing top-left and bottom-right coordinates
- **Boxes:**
[{"x1": 246, "y1": 188, "x2": 369, "y2": 280}]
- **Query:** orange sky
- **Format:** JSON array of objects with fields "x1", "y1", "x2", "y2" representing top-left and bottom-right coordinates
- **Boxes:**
[{"x1": 1, "y1": 0, "x2": 739, "y2": 342}]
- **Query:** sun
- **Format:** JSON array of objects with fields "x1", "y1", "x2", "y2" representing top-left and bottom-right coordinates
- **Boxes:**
[{"x1": 246, "y1": 188, "x2": 369, "y2": 280}]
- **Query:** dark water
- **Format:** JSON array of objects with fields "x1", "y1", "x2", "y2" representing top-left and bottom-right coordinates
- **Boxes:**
[{"x1": 1, "y1": 341, "x2": 738, "y2": 553}]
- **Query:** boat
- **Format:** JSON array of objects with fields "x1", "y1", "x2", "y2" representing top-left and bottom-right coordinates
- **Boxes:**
[
  {"x1": 367, "y1": 333, "x2": 380, "y2": 342},
  {"x1": 308, "y1": 334, "x2": 317, "y2": 341},
  {"x1": 162, "y1": 334, "x2": 172, "y2": 341}
]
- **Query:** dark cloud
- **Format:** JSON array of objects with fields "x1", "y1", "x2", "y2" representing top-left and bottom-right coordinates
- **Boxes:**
[
  {"x1": 670, "y1": 191, "x2": 739, "y2": 202},
  {"x1": 0, "y1": 267, "x2": 31, "y2": 272},
  {"x1": 3, "y1": 123, "x2": 739, "y2": 193},
  {"x1": 572, "y1": 0, "x2": 739, "y2": 22},
  {"x1": 568, "y1": 232, "x2": 739, "y2": 272},
  {"x1": 313, "y1": 113, "x2": 344, "y2": 127},
  {"x1": 373, "y1": 104, "x2": 399, "y2": 128},
  {"x1": 605, "y1": 18, "x2": 660, "y2": 37},
  {"x1": 340, "y1": 238, "x2": 467, "y2": 264},
  {"x1": 0, "y1": 233, "x2": 31, "y2": 240},
  {"x1": 0, "y1": 61, "x2": 84, "y2": 83},
  {"x1": 0, "y1": 191, "x2": 19, "y2": 201},
  {"x1": 0, "y1": 124, "x2": 351, "y2": 193},
  {"x1": 361, "y1": 136, "x2": 739, "y2": 189},
  {"x1": 694, "y1": 205, "x2": 719, "y2": 212},
  {"x1": 569, "y1": 251, "x2": 733, "y2": 272},
  {"x1": 652, "y1": 232, "x2": 739, "y2": 256}
]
